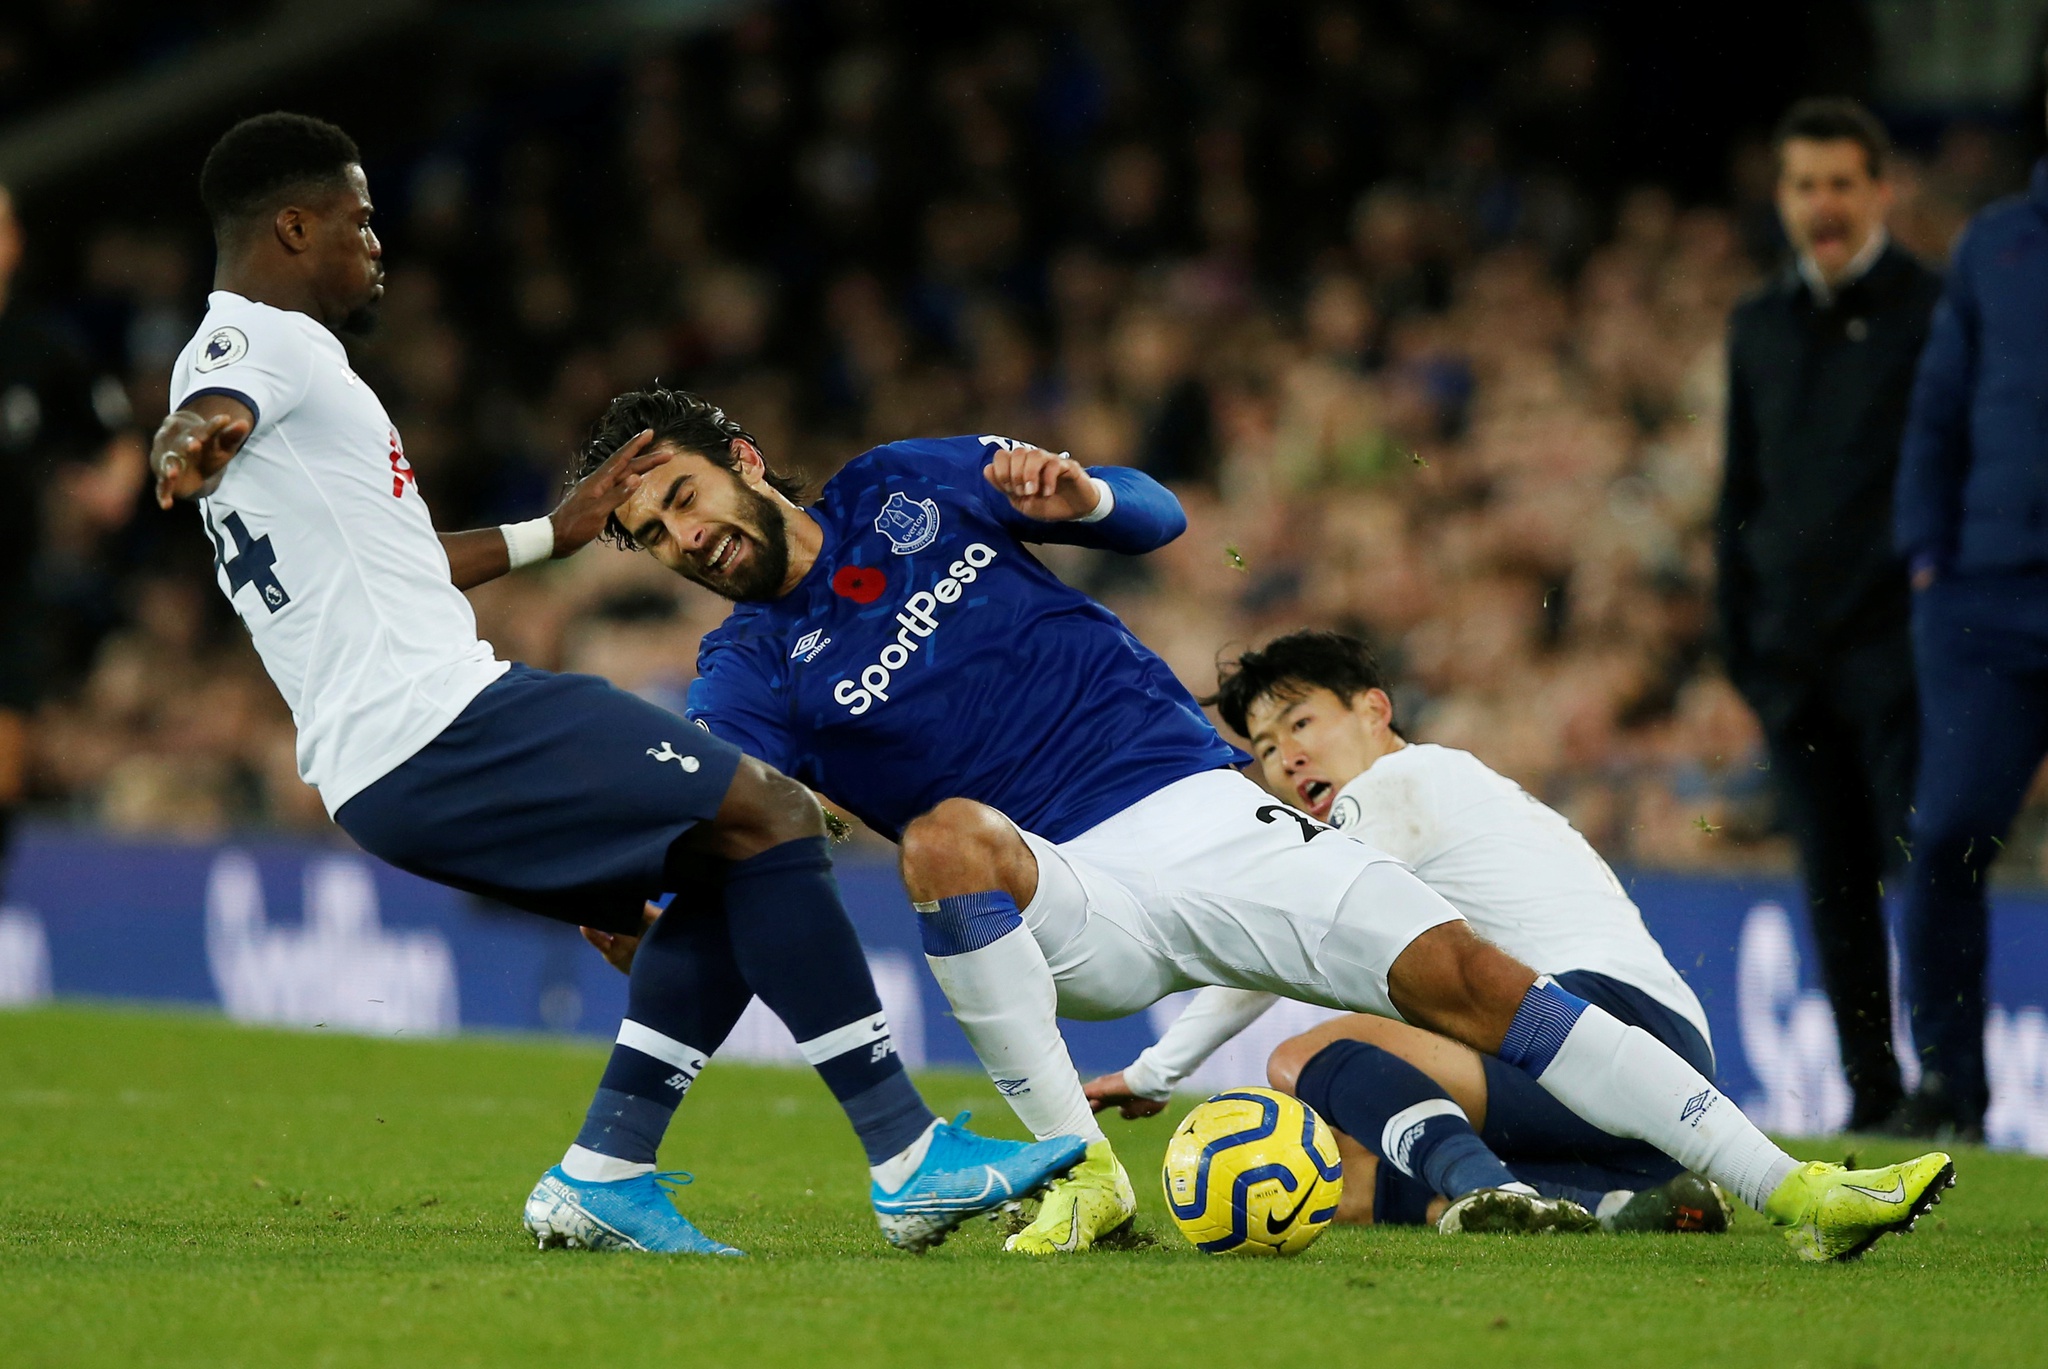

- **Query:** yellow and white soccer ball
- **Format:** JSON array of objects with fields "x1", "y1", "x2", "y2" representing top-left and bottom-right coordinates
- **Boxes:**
[{"x1": 1162, "y1": 1087, "x2": 1344, "y2": 1256}]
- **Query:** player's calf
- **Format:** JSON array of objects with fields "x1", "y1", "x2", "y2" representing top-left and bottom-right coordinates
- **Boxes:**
[{"x1": 1384, "y1": 920, "x2": 1538, "y2": 1053}]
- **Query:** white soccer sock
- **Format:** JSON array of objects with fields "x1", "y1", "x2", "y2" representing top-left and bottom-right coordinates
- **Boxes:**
[
  {"x1": 1533, "y1": 1005, "x2": 1797, "y2": 1213},
  {"x1": 560, "y1": 1144, "x2": 654, "y2": 1183},
  {"x1": 921, "y1": 920, "x2": 1105, "y2": 1145},
  {"x1": 869, "y1": 1117, "x2": 940, "y2": 1192}
]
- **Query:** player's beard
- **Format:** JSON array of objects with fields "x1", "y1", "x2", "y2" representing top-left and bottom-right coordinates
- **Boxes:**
[{"x1": 684, "y1": 481, "x2": 791, "y2": 602}]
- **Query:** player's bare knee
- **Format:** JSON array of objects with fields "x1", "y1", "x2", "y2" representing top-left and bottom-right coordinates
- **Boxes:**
[
  {"x1": 1266, "y1": 1034, "x2": 1319, "y2": 1095},
  {"x1": 899, "y1": 798, "x2": 1028, "y2": 902}
]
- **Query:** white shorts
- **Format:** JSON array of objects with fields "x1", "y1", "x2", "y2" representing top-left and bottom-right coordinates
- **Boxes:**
[{"x1": 1013, "y1": 769, "x2": 1463, "y2": 1023}]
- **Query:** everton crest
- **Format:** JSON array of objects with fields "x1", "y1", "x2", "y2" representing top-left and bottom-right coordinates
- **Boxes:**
[{"x1": 874, "y1": 491, "x2": 941, "y2": 555}]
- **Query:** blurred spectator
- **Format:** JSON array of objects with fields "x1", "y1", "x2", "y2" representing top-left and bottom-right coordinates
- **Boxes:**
[
  {"x1": 1890, "y1": 65, "x2": 2048, "y2": 1143},
  {"x1": 2, "y1": 4, "x2": 2026, "y2": 879},
  {"x1": 1717, "y1": 100, "x2": 1939, "y2": 1130},
  {"x1": 0, "y1": 184, "x2": 143, "y2": 861}
]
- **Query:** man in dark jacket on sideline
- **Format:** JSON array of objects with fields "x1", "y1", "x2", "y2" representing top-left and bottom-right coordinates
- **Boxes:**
[
  {"x1": 1718, "y1": 99, "x2": 1941, "y2": 1131},
  {"x1": 1891, "y1": 74, "x2": 2048, "y2": 1141}
]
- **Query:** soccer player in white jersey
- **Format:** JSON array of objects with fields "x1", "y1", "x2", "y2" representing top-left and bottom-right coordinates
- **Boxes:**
[
  {"x1": 563, "y1": 384, "x2": 1953, "y2": 1262},
  {"x1": 148, "y1": 113, "x2": 1084, "y2": 1257},
  {"x1": 1086, "y1": 631, "x2": 1732, "y2": 1235}
]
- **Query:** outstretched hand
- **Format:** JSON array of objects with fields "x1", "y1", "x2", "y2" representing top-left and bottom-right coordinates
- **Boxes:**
[
  {"x1": 982, "y1": 445, "x2": 1101, "y2": 522},
  {"x1": 581, "y1": 901, "x2": 663, "y2": 976},
  {"x1": 548, "y1": 429, "x2": 668, "y2": 557},
  {"x1": 1083, "y1": 1070, "x2": 1169, "y2": 1120},
  {"x1": 152, "y1": 409, "x2": 251, "y2": 508}
]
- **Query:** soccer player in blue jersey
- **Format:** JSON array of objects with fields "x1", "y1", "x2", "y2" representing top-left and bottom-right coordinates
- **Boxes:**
[
  {"x1": 147, "y1": 114, "x2": 1082, "y2": 1259},
  {"x1": 577, "y1": 384, "x2": 1953, "y2": 1262}
]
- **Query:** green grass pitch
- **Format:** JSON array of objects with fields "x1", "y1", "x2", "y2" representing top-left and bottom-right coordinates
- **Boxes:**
[{"x1": 3, "y1": 1005, "x2": 2045, "y2": 1368}]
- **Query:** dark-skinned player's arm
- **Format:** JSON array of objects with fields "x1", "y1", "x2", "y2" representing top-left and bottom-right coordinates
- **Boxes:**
[
  {"x1": 153, "y1": 400, "x2": 667, "y2": 591},
  {"x1": 438, "y1": 429, "x2": 666, "y2": 589},
  {"x1": 980, "y1": 444, "x2": 1186, "y2": 553},
  {"x1": 152, "y1": 393, "x2": 255, "y2": 508}
]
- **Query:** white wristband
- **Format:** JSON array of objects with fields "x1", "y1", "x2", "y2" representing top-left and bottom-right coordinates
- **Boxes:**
[
  {"x1": 499, "y1": 517, "x2": 556, "y2": 570},
  {"x1": 1119, "y1": 1050, "x2": 1177, "y2": 1102},
  {"x1": 1073, "y1": 475, "x2": 1116, "y2": 523}
]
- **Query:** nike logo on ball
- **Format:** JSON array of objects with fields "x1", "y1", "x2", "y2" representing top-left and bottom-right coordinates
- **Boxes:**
[{"x1": 1266, "y1": 1186, "x2": 1315, "y2": 1235}]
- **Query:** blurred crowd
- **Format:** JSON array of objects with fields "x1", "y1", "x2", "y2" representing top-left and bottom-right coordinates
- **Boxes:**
[{"x1": 7, "y1": 2, "x2": 2038, "y2": 871}]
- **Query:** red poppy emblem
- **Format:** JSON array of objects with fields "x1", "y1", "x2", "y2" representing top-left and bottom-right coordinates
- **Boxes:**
[{"x1": 832, "y1": 565, "x2": 886, "y2": 604}]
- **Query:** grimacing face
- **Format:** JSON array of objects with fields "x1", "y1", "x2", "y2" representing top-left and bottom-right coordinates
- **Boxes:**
[
  {"x1": 1243, "y1": 685, "x2": 1392, "y2": 823},
  {"x1": 616, "y1": 443, "x2": 792, "y2": 601},
  {"x1": 1776, "y1": 137, "x2": 1891, "y2": 285}
]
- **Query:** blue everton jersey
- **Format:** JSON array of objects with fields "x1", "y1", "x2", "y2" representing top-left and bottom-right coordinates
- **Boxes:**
[{"x1": 686, "y1": 435, "x2": 1243, "y2": 842}]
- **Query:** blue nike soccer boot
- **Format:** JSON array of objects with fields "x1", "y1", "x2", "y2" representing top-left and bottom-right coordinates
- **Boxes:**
[
  {"x1": 523, "y1": 1166, "x2": 744, "y2": 1255},
  {"x1": 870, "y1": 1112, "x2": 1088, "y2": 1252}
]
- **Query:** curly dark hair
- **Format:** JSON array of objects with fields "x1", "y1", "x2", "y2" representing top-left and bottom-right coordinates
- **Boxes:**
[
  {"x1": 200, "y1": 112, "x2": 361, "y2": 240},
  {"x1": 1207, "y1": 629, "x2": 1396, "y2": 740},
  {"x1": 574, "y1": 387, "x2": 806, "y2": 548}
]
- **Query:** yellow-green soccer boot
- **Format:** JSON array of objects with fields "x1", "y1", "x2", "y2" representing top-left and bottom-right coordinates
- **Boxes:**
[
  {"x1": 1763, "y1": 1152, "x2": 1956, "y2": 1262},
  {"x1": 1004, "y1": 1140, "x2": 1137, "y2": 1254}
]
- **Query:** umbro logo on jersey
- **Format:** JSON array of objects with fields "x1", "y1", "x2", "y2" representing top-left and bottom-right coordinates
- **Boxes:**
[
  {"x1": 790, "y1": 629, "x2": 832, "y2": 662},
  {"x1": 646, "y1": 742, "x2": 701, "y2": 772},
  {"x1": 875, "y1": 491, "x2": 941, "y2": 554},
  {"x1": 194, "y1": 326, "x2": 248, "y2": 373}
]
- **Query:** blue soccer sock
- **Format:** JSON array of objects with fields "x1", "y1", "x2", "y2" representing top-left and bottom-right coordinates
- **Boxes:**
[
  {"x1": 567, "y1": 900, "x2": 755, "y2": 1181},
  {"x1": 721, "y1": 837, "x2": 937, "y2": 1166},
  {"x1": 1494, "y1": 976, "x2": 1590, "y2": 1076},
  {"x1": 1294, "y1": 1038, "x2": 1525, "y2": 1203}
]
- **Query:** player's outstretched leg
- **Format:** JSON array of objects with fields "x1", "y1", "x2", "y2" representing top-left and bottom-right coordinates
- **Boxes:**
[
  {"x1": 899, "y1": 800, "x2": 1135, "y2": 1254},
  {"x1": 1387, "y1": 921, "x2": 1955, "y2": 1262},
  {"x1": 706, "y1": 762, "x2": 1085, "y2": 1251},
  {"x1": 1274, "y1": 1035, "x2": 1595, "y2": 1237},
  {"x1": 528, "y1": 898, "x2": 754, "y2": 1254}
]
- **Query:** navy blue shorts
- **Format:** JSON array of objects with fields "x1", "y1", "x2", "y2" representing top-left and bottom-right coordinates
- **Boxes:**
[
  {"x1": 1475, "y1": 969, "x2": 1717, "y2": 1190},
  {"x1": 336, "y1": 665, "x2": 743, "y2": 935}
]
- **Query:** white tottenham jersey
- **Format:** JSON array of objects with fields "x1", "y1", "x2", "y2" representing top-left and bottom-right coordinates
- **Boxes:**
[
  {"x1": 170, "y1": 292, "x2": 506, "y2": 812},
  {"x1": 1326, "y1": 743, "x2": 1707, "y2": 1037},
  {"x1": 1122, "y1": 743, "x2": 1708, "y2": 1099}
]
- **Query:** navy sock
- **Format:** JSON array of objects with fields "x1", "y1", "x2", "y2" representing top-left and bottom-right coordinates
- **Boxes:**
[
  {"x1": 575, "y1": 898, "x2": 756, "y2": 1166},
  {"x1": 1295, "y1": 1038, "x2": 1520, "y2": 1201},
  {"x1": 1373, "y1": 1159, "x2": 1440, "y2": 1226},
  {"x1": 721, "y1": 837, "x2": 936, "y2": 1164},
  {"x1": 1527, "y1": 1178, "x2": 1612, "y2": 1212}
]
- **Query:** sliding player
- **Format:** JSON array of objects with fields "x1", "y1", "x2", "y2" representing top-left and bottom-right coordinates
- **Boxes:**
[
  {"x1": 573, "y1": 384, "x2": 1952, "y2": 1262},
  {"x1": 150, "y1": 114, "x2": 1083, "y2": 1257},
  {"x1": 1086, "y1": 630, "x2": 1728, "y2": 1236}
]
